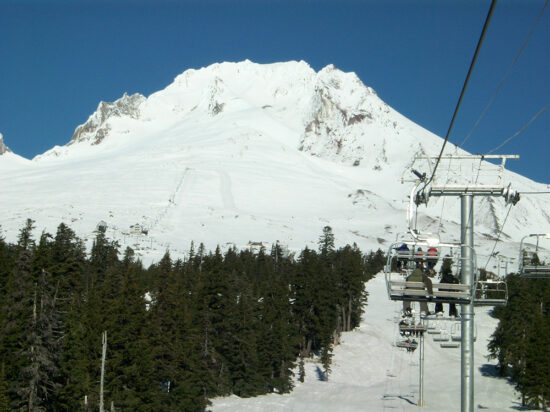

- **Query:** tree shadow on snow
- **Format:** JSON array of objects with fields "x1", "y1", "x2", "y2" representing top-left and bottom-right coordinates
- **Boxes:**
[
  {"x1": 381, "y1": 394, "x2": 416, "y2": 406},
  {"x1": 479, "y1": 363, "x2": 501, "y2": 378},
  {"x1": 510, "y1": 402, "x2": 532, "y2": 411},
  {"x1": 315, "y1": 366, "x2": 327, "y2": 381}
]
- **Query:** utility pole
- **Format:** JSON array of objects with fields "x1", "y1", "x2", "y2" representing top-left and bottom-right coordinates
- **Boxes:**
[
  {"x1": 418, "y1": 318, "x2": 425, "y2": 407},
  {"x1": 99, "y1": 331, "x2": 107, "y2": 412},
  {"x1": 460, "y1": 194, "x2": 474, "y2": 411}
]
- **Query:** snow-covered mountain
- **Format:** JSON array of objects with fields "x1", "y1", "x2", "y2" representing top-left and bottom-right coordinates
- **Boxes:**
[{"x1": 1, "y1": 60, "x2": 548, "y2": 266}]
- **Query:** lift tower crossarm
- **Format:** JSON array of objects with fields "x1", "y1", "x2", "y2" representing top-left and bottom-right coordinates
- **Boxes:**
[{"x1": 414, "y1": 154, "x2": 520, "y2": 206}]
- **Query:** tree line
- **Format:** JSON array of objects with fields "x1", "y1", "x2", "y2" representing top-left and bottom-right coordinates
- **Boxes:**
[
  {"x1": 0, "y1": 221, "x2": 384, "y2": 411},
  {"x1": 488, "y1": 274, "x2": 550, "y2": 410}
]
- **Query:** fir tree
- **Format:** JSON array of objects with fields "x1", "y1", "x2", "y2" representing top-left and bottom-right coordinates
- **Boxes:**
[
  {"x1": 1, "y1": 248, "x2": 34, "y2": 410},
  {"x1": 18, "y1": 270, "x2": 62, "y2": 411},
  {"x1": 0, "y1": 363, "x2": 8, "y2": 412}
]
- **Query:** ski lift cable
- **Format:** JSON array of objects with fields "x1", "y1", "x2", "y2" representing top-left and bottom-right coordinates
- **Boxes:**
[
  {"x1": 460, "y1": 0, "x2": 550, "y2": 148},
  {"x1": 484, "y1": 203, "x2": 513, "y2": 270},
  {"x1": 436, "y1": 0, "x2": 544, "y2": 236},
  {"x1": 436, "y1": 151, "x2": 458, "y2": 237},
  {"x1": 486, "y1": 102, "x2": 550, "y2": 154},
  {"x1": 422, "y1": 0, "x2": 498, "y2": 192}
]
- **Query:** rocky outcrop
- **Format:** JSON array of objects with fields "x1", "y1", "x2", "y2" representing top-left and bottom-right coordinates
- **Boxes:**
[
  {"x1": 70, "y1": 92, "x2": 145, "y2": 145},
  {"x1": 298, "y1": 65, "x2": 393, "y2": 168},
  {"x1": 0, "y1": 133, "x2": 12, "y2": 155}
]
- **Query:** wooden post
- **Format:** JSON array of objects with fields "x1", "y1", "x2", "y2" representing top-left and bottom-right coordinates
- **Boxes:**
[{"x1": 99, "y1": 331, "x2": 107, "y2": 412}]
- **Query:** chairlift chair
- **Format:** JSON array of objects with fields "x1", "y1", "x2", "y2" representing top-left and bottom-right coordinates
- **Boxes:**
[
  {"x1": 399, "y1": 321, "x2": 426, "y2": 337},
  {"x1": 395, "y1": 339, "x2": 419, "y2": 352},
  {"x1": 385, "y1": 240, "x2": 474, "y2": 305},
  {"x1": 473, "y1": 277, "x2": 508, "y2": 306},
  {"x1": 519, "y1": 234, "x2": 550, "y2": 279}
]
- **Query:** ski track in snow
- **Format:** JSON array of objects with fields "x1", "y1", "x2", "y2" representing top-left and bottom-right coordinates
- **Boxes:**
[
  {"x1": 211, "y1": 273, "x2": 529, "y2": 412},
  {"x1": 218, "y1": 170, "x2": 237, "y2": 211}
]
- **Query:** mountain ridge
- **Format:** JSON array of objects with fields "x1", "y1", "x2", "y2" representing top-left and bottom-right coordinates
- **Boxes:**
[{"x1": 1, "y1": 60, "x2": 548, "y2": 265}]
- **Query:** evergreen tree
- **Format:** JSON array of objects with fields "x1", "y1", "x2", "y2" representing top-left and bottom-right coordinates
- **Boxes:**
[
  {"x1": 18, "y1": 270, "x2": 62, "y2": 411},
  {"x1": 318, "y1": 226, "x2": 335, "y2": 257},
  {"x1": 489, "y1": 275, "x2": 550, "y2": 407},
  {"x1": 1, "y1": 249, "x2": 34, "y2": 410},
  {"x1": 17, "y1": 219, "x2": 36, "y2": 252},
  {"x1": 0, "y1": 363, "x2": 8, "y2": 412}
]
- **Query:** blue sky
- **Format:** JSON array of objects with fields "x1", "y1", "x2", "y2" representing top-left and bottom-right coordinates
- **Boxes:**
[{"x1": 1, "y1": 0, "x2": 548, "y2": 183}]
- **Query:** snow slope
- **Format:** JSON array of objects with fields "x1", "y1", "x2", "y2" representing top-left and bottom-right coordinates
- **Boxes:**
[
  {"x1": 0, "y1": 60, "x2": 548, "y2": 267},
  {"x1": 212, "y1": 273, "x2": 526, "y2": 411}
]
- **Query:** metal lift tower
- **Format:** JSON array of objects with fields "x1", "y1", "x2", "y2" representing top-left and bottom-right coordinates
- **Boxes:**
[{"x1": 415, "y1": 154, "x2": 519, "y2": 412}]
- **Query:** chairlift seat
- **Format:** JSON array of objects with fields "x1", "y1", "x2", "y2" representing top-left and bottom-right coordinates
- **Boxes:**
[
  {"x1": 396, "y1": 340, "x2": 418, "y2": 351},
  {"x1": 474, "y1": 280, "x2": 508, "y2": 306},
  {"x1": 521, "y1": 265, "x2": 550, "y2": 278},
  {"x1": 399, "y1": 323, "x2": 426, "y2": 334},
  {"x1": 388, "y1": 281, "x2": 471, "y2": 304},
  {"x1": 440, "y1": 342, "x2": 460, "y2": 348}
]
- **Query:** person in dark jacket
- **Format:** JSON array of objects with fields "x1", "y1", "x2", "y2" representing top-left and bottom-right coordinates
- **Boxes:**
[
  {"x1": 434, "y1": 267, "x2": 458, "y2": 317},
  {"x1": 396, "y1": 243, "x2": 410, "y2": 272}
]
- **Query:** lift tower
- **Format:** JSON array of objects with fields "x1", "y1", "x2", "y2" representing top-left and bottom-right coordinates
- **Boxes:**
[{"x1": 415, "y1": 154, "x2": 519, "y2": 412}]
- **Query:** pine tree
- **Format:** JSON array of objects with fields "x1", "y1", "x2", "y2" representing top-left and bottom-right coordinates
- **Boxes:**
[
  {"x1": 489, "y1": 275, "x2": 550, "y2": 407},
  {"x1": 17, "y1": 219, "x2": 36, "y2": 252},
  {"x1": 318, "y1": 226, "x2": 335, "y2": 257},
  {"x1": 0, "y1": 362, "x2": 8, "y2": 412},
  {"x1": 18, "y1": 270, "x2": 62, "y2": 411},
  {"x1": 1, "y1": 248, "x2": 34, "y2": 410}
]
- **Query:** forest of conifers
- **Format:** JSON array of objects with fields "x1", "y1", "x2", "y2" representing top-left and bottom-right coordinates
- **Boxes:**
[
  {"x1": 488, "y1": 273, "x2": 550, "y2": 410},
  {"x1": 0, "y1": 220, "x2": 384, "y2": 411}
]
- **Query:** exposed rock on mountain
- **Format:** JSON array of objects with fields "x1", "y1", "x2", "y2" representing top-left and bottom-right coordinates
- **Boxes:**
[
  {"x1": 0, "y1": 133, "x2": 12, "y2": 155},
  {"x1": 70, "y1": 92, "x2": 145, "y2": 145}
]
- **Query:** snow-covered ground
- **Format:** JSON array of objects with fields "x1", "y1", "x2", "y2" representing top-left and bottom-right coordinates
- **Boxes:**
[{"x1": 212, "y1": 273, "x2": 524, "y2": 411}]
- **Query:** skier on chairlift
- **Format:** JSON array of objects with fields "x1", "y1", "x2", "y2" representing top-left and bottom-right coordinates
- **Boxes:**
[
  {"x1": 426, "y1": 247, "x2": 438, "y2": 270},
  {"x1": 434, "y1": 266, "x2": 458, "y2": 317},
  {"x1": 396, "y1": 243, "x2": 410, "y2": 271},
  {"x1": 403, "y1": 261, "x2": 433, "y2": 315}
]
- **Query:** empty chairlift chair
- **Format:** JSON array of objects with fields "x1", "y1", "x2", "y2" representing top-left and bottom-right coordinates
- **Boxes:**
[
  {"x1": 519, "y1": 234, "x2": 550, "y2": 279},
  {"x1": 474, "y1": 276, "x2": 508, "y2": 306}
]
